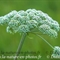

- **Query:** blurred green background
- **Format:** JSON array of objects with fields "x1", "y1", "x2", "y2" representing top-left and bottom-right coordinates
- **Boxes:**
[{"x1": 0, "y1": 0, "x2": 60, "y2": 60}]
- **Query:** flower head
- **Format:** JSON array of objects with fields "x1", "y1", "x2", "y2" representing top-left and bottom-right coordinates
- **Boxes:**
[
  {"x1": 0, "y1": 9, "x2": 59, "y2": 37},
  {"x1": 52, "y1": 46, "x2": 60, "y2": 57}
]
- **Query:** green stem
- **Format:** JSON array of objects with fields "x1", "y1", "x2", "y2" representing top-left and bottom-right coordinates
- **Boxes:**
[
  {"x1": 35, "y1": 33, "x2": 54, "y2": 49},
  {"x1": 14, "y1": 33, "x2": 27, "y2": 60}
]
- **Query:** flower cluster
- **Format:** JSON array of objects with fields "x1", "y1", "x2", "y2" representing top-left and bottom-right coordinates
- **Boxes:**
[
  {"x1": 0, "y1": 9, "x2": 60, "y2": 37},
  {"x1": 52, "y1": 46, "x2": 60, "y2": 57}
]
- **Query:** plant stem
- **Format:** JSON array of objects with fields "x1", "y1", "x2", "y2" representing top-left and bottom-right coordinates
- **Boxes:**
[
  {"x1": 35, "y1": 33, "x2": 54, "y2": 49},
  {"x1": 14, "y1": 33, "x2": 27, "y2": 60}
]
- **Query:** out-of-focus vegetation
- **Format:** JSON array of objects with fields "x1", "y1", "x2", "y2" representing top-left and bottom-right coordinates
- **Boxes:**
[{"x1": 0, "y1": 0, "x2": 60, "y2": 60}]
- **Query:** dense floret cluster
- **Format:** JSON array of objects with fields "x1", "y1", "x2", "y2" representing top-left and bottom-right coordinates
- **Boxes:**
[{"x1": 0, "y1": 9, "x2": 60, "y2": 37}]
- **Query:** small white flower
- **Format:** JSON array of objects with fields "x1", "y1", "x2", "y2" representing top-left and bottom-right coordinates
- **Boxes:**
[
  {"x1": 20, "y1": 16, "x2": 30, "y2": 24},
  {"x1": 18, "y1": 10, "x2": 27, "y2": 16},
  {"x1": 46, "y1": 29, "x2": 57, "y2": 37},
  {"x1": 7, "y1": 20, "x2": 20, "y2": 33},
  {"x1": 27, "y1": 12, "x2": 35, "y2": 19},
  {"x1": 7, "y1": 26, "x2": 12, "y2": 33},
  {"x1": 0, "y1": 16, "x2": 9, "y2": 25},
  {"x1": 51, "y1": 23, "x2": 60, "y2": 32},
  {"x1": 11, "y1": 13, "x2": 21, "y2": 20},
  {"x1": 5, "y1": 10, "x2": 17, "y2": 18},
  {"x1": 0, "y1": 17, "x2": 4, "y2": 25},
  {"x1": 39, "y1": 24, "x2": 51, "y2": 34},
  {"x1": 18, "y1": 25, "x2": 30, "y2": 33},
  {"x1": 8, "y1": 20, "x2": 19, "y2": 28},
  {"x1": 32, "y1": 16, "x2": 42, "y2": 23}
]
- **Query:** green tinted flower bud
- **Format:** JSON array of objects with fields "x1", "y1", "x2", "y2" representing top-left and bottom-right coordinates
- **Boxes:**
[{"x1": 18, "y1": 25, "x2": 29, "y2": 33}]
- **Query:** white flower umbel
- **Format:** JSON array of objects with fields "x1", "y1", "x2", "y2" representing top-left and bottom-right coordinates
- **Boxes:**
[
  {"x1": 0, "y1": 9, "x2": 59, "y2": 36},
  {"x1": 0, "y1": 9, "x2": 60, "y2": 60},
  {"x1": 52, "y1": 46, "x2": 60, "y2": 58}
]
